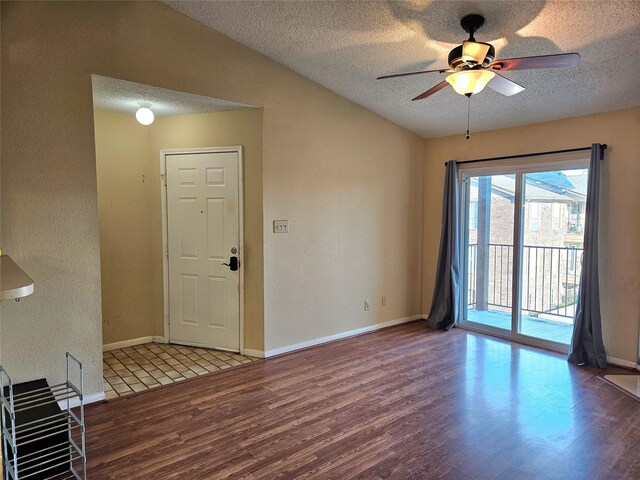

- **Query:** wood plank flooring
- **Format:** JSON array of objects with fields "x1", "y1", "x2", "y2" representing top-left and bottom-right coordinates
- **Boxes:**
[{"x1": 85, "y1": 322, "x2": 640, "y2": 479}]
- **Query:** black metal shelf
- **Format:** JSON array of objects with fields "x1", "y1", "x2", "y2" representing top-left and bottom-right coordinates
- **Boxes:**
[{"x1": 1, "y1": 353, "x2": 86, "y2": 480}]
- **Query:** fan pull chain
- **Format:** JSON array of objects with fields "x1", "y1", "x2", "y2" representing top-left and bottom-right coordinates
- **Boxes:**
[{"x1": 466, "y1": 94, "x2": 471, "y2": 140}]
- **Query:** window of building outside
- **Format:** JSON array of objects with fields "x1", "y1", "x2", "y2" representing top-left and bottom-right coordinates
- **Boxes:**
[
  {"x1": 552, "y1": 203, "x2": 561, "y2": 230},
  {"x1": 568, "y1": 203, "x2": 582, "y2": 233},
  {"x1": 528, "y1": 203, "x2": 539, "y2": 231}
]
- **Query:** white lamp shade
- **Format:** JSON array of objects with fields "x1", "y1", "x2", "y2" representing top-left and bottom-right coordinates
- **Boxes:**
[
  {"x1": 446, "y1": 70, "x2": 496, "y2": 96},
  {"x1": 135, "y1": 107, "x2": 155, "y2": 125}
]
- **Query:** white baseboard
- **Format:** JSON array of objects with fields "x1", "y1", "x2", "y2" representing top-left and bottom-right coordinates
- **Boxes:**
[
  {"x1": 103, "y1": 336, "x2": 165, "y2": 352},
  {"x1": 263, "y1": 315, "x2": 423, "y2": 358},
  {"x1": 242, "y1": 349, "x2": 265, "y2": 358},
  {"x1": 607, "y1": 356, "x2": 640, "y2": 371},
  {"x1": 58, "y1": 391, "x2": 105, "y2": 409}
]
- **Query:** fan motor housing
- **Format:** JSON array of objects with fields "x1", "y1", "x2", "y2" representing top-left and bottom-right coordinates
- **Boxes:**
[{"x1": 448, "y1": 43, "x2": 495, "y2": 69}]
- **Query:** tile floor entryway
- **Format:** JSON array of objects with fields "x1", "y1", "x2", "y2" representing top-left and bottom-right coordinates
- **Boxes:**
[{"x1": 103, "y1": 343, "x2": 259, "y2": 399}]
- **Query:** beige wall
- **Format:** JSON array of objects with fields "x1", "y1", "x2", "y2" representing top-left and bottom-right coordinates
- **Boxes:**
[
  {"x1": 263, "y1": 109, "x2": 425, "y2": 352},
  {"x1": 1, "y1": 1, "x2": 424, "y2": 395},
  {"x1": 423, "y1": 107, "x2": 640, "y2": 363},
  {"x1": 95, "y1": 108, "x2": 264, "y2": 350},
  {"x1": 94, "y1": 110, "x2": 155, "y2": 345}
]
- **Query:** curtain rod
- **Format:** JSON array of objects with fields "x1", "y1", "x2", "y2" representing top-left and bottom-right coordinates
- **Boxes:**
[{"x1": 444, "y1": 144, "x2": 607, "y2": 166}]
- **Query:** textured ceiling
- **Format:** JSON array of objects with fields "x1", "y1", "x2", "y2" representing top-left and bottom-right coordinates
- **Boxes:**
[
  {"x1": 164, "y1": 0, "x2": 640, "y2": 138},
  {"x1": 91, "y1": 75, "x2": 253, "y2": 116}
]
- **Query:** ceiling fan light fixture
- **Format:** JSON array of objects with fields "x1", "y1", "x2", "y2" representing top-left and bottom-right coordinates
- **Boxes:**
[
  {"x1": 462, "y1": 41, "x2": 491, "y2": 65},
  {"x1": 446, "y1": 70, "x2": 495, "y2": 96}
]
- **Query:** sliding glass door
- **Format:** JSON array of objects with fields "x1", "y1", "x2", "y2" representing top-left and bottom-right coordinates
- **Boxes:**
[
  {"x1": 464, "y1": 173, "x2": 515, "y2": 333},
  {"x1": 460, "y1": 160, "x2": 589, "y2": 352}
]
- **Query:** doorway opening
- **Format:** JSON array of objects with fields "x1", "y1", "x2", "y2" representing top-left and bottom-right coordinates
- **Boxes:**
[
  {"x1": 91, "y1": 75, "x2": 264, "y2": 398},
  {"x1": 459, "y1": 155, "x2": 589, "y2": 352}
]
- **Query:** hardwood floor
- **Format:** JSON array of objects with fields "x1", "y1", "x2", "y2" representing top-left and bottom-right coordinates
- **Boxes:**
[{"x1": 85, "y1": 322, "x2": 640, "y2": 479}]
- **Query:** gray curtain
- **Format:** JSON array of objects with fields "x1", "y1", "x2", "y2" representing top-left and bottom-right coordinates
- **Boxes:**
[
  {"x1": 427, "y1": 161, "x2": 460, "y2": 330},
  {"x1": 568, "y1": 144, "x2": 607, "y2": 368}
]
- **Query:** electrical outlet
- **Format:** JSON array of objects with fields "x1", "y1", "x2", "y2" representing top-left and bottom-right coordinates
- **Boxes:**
[
  {"x1": 364, "y1": 300, "x2": 370, "y2": 311},
  {"x1": 273, "y1": 220, "x2": 288, "y2": 233},
  {"x1": 381, "y1": 296, "x2": 387, "y2": 307}
]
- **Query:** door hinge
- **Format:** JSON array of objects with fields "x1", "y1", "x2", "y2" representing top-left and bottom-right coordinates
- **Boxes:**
[{"x1": 161, "y1": 173, "x2": 167, "y2": 186}]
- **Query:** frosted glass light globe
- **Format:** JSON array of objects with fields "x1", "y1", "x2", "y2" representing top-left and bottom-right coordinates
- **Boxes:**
[
  {"x1": 135, "y1": 107, "x2": 154, "y2": 125},
  {"x1": 446, "y1": 70, "x2": 495, "y2": 96}
]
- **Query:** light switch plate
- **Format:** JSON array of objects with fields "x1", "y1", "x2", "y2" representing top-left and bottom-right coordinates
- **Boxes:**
[{"x1": 273, "y1": 220, "x2": 288, "y2": 233}]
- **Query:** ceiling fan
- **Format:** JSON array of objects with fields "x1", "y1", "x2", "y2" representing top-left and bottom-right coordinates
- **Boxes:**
[{"x1": 377, "y1": 14, "x2": 580, "y2": 101}]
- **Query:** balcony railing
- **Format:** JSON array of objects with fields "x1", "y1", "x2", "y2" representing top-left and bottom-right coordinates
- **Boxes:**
[{"x1": 467, "y1": 244, "x2": 582, "y2": 318}]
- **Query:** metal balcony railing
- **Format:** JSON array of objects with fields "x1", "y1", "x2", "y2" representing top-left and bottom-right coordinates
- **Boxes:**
[{"x1": 467, "y1": 244, "x2": 583, "y2": 318}]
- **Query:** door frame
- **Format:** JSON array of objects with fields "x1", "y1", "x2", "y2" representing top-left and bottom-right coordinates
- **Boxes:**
[
  {"x1": 159, "y1": 146, "x2": 245, "y2": 354},
  {"x1": 457, "y1": 153, "x2": 590, "y2": 354}
]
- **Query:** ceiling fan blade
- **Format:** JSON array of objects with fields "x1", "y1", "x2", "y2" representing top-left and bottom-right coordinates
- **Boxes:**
[
  {"x1": 462, "y1": 41, "x2": 491, "y2": 64},
  {"x1": 411, "y1": 81, "x2": 449, "y2": 101},
  {"x1": 489, "y1": 53, "x2": 580, "y2": 71},
  {"x1": 487, "y1": 73, "x2": 525, "y2": 96},
  {"x1": 377, "y1": 68, "x2": 451, "y2": 80}
]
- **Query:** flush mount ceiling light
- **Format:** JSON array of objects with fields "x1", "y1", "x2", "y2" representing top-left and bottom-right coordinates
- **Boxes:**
[
  {"x1": 445, "y1": 70, "x2": 496, "y2": 96},
  {"x1": 135, "y1": 105, "x2": 154, "y2": 125}
]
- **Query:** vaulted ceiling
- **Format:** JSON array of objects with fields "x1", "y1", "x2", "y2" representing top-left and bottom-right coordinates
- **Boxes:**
[{"x1": 165, "y1": 0, "x2": 640, "y2": 138}]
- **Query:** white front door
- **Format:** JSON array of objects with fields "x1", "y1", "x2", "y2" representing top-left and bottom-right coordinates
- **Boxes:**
[{"x1": 166, "y1": 150, "x2": 241, "y2": 352}]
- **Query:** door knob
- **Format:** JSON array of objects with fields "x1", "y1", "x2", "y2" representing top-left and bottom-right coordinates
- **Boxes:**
[{"x1": 222, "y1": 256, "x2": 239, "y2": 271}]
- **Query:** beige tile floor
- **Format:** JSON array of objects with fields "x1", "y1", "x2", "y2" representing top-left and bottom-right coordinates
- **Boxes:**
[{"x1": 103, "y1": 343, "x2": 259, "y2": 399}]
